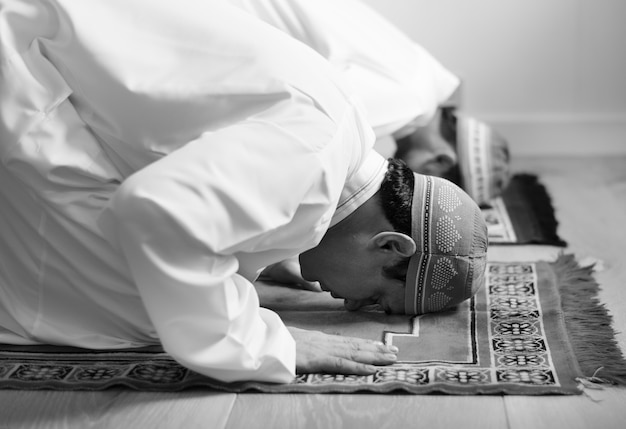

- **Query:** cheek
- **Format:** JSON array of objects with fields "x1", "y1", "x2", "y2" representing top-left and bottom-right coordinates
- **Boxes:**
[
  {"x1": 298, "y1": 251, "x2": 318, "y2": 281},
  {"x1": 386, "y1": 289, "x2": 407, "y2": 314},
  {"x1": 299, "y1": 248, "x2": 337, "y2": 282}
]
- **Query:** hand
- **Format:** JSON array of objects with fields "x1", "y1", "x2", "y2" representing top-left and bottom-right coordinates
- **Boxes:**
[
  {"x1": 287, "y1": 327, "x2": 398, "y2": 375},
  {"x1": 260, "y1": 257, "x2": 322, "y2": 292}
]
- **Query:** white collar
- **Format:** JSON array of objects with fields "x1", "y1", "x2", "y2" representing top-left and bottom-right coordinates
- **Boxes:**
[{"x1": 331, "y1": 150, "x2": 388, "y2": 227}]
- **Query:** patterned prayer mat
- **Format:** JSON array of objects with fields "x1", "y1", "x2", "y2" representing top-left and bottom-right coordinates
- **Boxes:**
[
  {"x1": 1, "y1": 255, "x2": 624, "y2": 394},
  {"x1": 483, "y1": 174, "x2": 567, "y2": 246}
]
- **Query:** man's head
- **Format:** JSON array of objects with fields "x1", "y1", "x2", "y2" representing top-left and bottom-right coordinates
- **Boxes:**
[
  {"x1": 299, "y1": 158, "x2": 488, "y2": 315},
  {"x1": 394, "y1": 108, "x2": 511, "y2": 205}
]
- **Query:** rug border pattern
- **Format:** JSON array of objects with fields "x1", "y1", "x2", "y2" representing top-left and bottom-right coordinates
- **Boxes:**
[{"x1": 0, "y1": 261, "x2": 584, "y2": 395}]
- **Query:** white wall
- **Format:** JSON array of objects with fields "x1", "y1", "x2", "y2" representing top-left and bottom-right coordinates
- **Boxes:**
[{"x1": 361, "y1": 0, "x2": 626, "y2": 155}]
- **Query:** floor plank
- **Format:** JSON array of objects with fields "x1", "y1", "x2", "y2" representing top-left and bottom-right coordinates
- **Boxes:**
[
  {"x1": 0, "y1": 390, "x2": 236, "y2": 429},
  {"x1": 505, "y1": 387, "x2": 626, "y2": 429},
  {"x1": 226, "y1": 394, "x2": 508, "y2": 429},
  {"x1": 104, "y1": 391, "x2": 236, "y2": 429}
]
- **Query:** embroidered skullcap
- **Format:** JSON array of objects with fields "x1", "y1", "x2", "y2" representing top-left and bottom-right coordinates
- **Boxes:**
[
  {"x1": 405, "y1": 174, "x2": 488, "y2": 315},
  {"x1": 456, "y1": 116, "x2": 511, "y2": 206}
]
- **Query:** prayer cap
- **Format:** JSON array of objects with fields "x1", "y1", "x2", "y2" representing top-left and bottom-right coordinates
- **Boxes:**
[
  {"x1": 456, "y1": 116, "x2": 511, "y2": 206},
  {"x1": 405, "y1": 173, "x2": 488, "y2": 315}
]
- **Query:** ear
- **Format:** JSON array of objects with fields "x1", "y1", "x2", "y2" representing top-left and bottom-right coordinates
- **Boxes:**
[{"x1": 368, "y1": 232, "x2": 416, "y2": 258}]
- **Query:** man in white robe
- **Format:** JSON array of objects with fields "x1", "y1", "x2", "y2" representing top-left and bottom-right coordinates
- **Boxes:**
[{"x1": 0, "y1": 0, "x2": 487, "y2": 383}]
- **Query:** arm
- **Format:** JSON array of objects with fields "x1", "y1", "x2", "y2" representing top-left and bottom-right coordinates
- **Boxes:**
[
  {"x1": 99, "y1": 128, "x2": 299, "y2": 383},
  {"x1": 99, "y1": 100, "x2": 397, "y2": 383}
]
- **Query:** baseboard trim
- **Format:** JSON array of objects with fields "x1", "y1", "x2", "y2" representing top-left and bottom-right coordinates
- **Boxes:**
[{"x1": 476, "y1": 113, "x2": 626, "y2": 156}]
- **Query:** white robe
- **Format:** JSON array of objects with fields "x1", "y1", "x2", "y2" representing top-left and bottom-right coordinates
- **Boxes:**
[
  {"x1": 224, "y1": 0, "x2": 460, "y2": 138},
  {"x1": 0, "y1": 0, "x2": 455, "y2": 383}
]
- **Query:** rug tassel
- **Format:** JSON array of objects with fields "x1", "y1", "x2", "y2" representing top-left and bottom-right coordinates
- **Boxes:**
[
  {"x1": 575, "y1": 367, "x2": 613, "y2": 387},
  {"x1": 552, "y1": 253, "x2": 626, "y2": 385}
]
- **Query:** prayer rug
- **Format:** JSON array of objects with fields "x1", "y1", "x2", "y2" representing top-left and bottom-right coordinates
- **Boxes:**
[
  {"x1": 483, "y1": 174, "x2": 567, "y2": 246},
  {"x1": 1, "y1": 254, "x2": 624, "y2": 394}
]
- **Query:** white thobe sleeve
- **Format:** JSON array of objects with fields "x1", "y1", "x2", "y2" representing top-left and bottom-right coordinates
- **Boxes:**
[
  {"x1": 97, "y1": 99, "x2": 357, "y2": 384},
  {"x1": 227, "y1": 0, "x2": 460, "y2": 138}
]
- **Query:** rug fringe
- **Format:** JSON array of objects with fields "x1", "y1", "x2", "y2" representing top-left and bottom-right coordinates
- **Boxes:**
[
  {"x1": 552, "y1": 253, "x2": 626, "y2": 385},
  {"x1": 514, "y1": 174, "x2": 567, "y2": 246}
]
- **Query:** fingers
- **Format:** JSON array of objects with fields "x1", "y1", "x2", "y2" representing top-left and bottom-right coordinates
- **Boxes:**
[
  {"x1": 337, "y1": 337, "x2": 398, "y2": 365},
  {"x1": 341, "y1": 349, "x2": 397, "y2": 366},
  {"x1": 327, "y1": 357, "x2": 378, "y2": 376},
  {"x1": 305, "y1": 343, "x2": 397, "y2": 376},
  {"x1": 311, "y1": 330, "x2": 396, "y2": 354},
  {"x1": 289, "y1": 327, "x2": 399, "y2": 376},
  {"x1": 300, "y1": 356, "x2": 378, "y2": 376},
  {"x1": 344, "y1": 298, "x2": 377, "y2": 311},
  {"x1": 298, "y1": 279, "x2": 323, "y2": 292}
]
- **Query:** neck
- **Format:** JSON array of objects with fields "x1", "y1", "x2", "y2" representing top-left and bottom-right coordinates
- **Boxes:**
[{"x1": 330, "y1": 192, "x2": 391, "y2": 236}]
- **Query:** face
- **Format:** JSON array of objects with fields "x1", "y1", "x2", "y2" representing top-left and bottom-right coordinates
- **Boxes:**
[
  {"x1": 396, "y1": 126, "x2": 458, "y2": 177},
  {"x1": 299, "y1": 230, "x2": 406, "y2": 314},
  {"x1": 402, "y1": 148, "x2": 455, "y2": 177}
]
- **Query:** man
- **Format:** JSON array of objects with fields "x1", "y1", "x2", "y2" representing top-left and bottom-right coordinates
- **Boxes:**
[
  {"x1": 395, "y1": 106, "x2": 512, "y2": 206},
  {"x1": 0, "y1": 0, "x2": 487, "y2": 384},
  {"x1": 235, "y1": 0, "x2": 508, "y2": 286}
]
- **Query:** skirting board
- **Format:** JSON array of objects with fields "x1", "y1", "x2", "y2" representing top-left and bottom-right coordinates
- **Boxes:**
[
  {"x1": 374, "y1": 114, "x2": 626, "y2": 158},
  {"x1": 480, "y1": 114, "x2": 626, "y2": 157}
]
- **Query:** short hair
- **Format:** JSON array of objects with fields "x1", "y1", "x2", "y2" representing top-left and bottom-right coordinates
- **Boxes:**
[{"x1": 378, "y1": 158, "x2": 414, "y2": 281}]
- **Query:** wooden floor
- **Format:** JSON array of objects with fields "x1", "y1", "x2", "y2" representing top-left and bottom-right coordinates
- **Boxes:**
[{"x1": 1, "y1": 155, "x2": 626, "y2": 429}]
